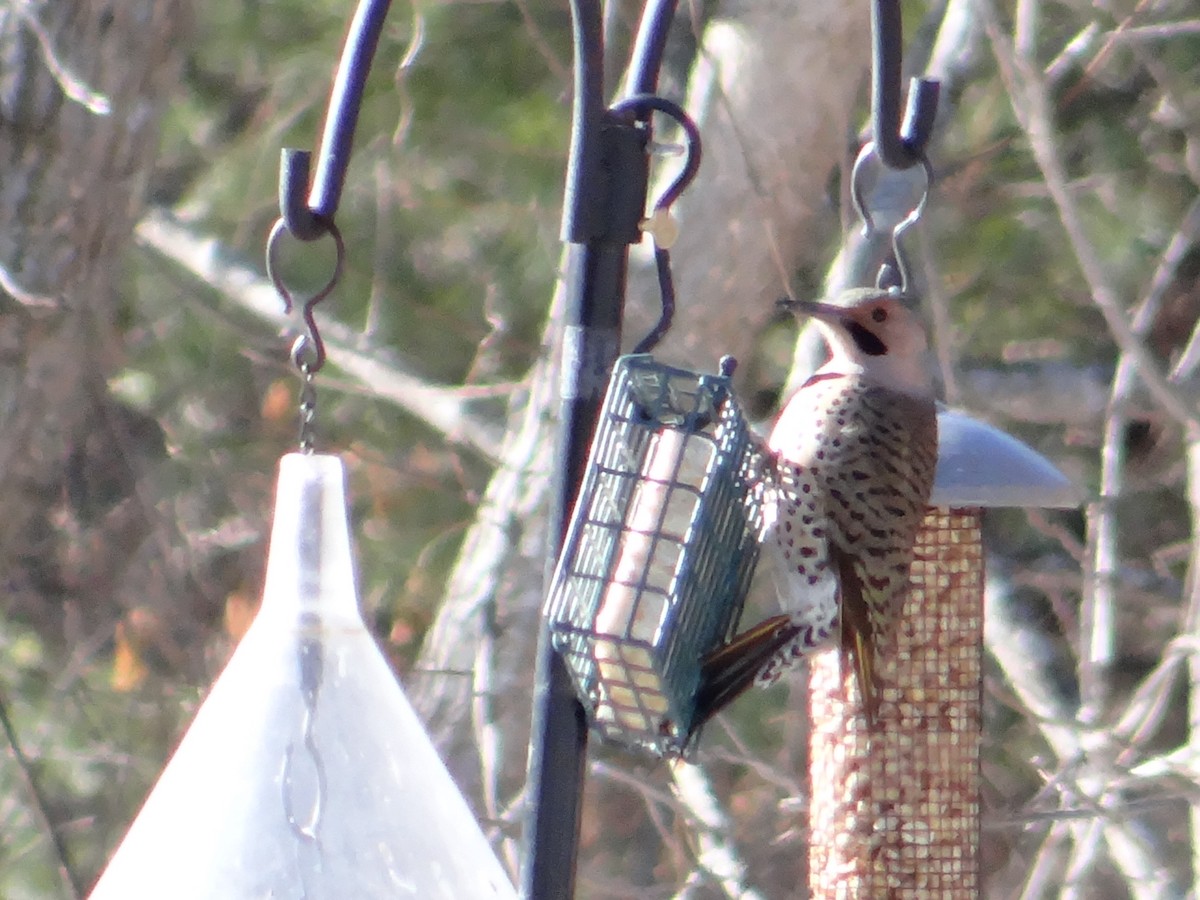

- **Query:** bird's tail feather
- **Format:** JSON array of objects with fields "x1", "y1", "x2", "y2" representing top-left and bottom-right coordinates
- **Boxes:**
[{"x1": 689, "y1": 615, "x2": 802, "y2": 737}]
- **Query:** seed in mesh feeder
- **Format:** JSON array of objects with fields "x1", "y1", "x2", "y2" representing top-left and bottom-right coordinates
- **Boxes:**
[{"x1": 593, "y1": 426, "x2": 713, "y2": 731}]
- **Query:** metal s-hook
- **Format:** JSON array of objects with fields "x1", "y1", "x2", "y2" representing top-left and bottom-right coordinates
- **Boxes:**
[
  {"x1": 608, "y1": 94, "x2": 701, "y2": 355},
  {"x1": 851, "y1": 0, "x2": 940, "y2": 292},
  {"x1": 266, "y1": 218, "x2": 346, "y2": 374},
  {"x1": 850, "y1": 144, "x2": 931, "y2": 292},
  {"x1": 869, "y1": 0, "x2": 940, "y2": 171},
  {"x1": 268, "y1": 0, "x2": 384, "y2": 451}
]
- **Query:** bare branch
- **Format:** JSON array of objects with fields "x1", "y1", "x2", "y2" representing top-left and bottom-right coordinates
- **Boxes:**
[
  {"x1": 0, "y1": 261, "x2": 60, "y2": 310},
  {"x1": 669, "y1": 759, "x2": 766, "y2": 900},
  {"x1": 0, "y1": 685, "x2": 82, "y2": 899},
  {"x1": 1106, "y1": 21, "x2": 1200, "y2": 43},
  {"x1": 1184, "y1": 442, "x2": 1200, "y2": 896},
  {"x1": 1086, "y1": 197, "x2": 1200, "y2": 708},
  {"x1": 135, "y1": 210, "x2": 504, "y2": 460},
  {"x1": 10, "y1": 0, "x2": 111, "y2": 114},
  {"x1": 986, "y1": 564, "x2": 1179, "y2": 896},
  {"x1": 982, "y1": 3, "x2": 1200, "y2": 439}
]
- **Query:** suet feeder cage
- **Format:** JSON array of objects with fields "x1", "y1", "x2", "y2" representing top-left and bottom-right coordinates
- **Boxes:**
[{"x1": 545, "y1": 354, "x2": 764, "y2": 756}]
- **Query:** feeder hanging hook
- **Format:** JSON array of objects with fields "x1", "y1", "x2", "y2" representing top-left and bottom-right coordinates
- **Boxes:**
[
  {"x1": 266, "y1": 217, "x2": 347, "y2": 376},
  {"x1": 608, "y1": 94, "x2": 702, "y2": 355}
]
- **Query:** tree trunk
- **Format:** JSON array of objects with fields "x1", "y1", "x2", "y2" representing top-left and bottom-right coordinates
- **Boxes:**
[
  {"x1": 411, "y1": 0, "x2": 870, "y2": 883},
  {"x1": 623, "y1": 0, "x2": 868, "y2": 370},
  {"x1": 0, "y1": 1, "x2": 189, "y2": 637}
]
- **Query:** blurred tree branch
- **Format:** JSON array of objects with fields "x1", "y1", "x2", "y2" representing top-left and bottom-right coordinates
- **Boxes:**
[
  {"x1": 0, "y1": 685, "x2": 81, "y2": 898},
  {"x1": 136, "y1": 210, "x2": 505, "y2": 461},
  {"x1": 0, "y1": 0, "x2": 190, "y2": 886},
  {"x1": 983, "y1": 2, "x2": 1200, "y2": 439},
  {"x1": 977, "y1": 0, "x2": 1199, "y2": 893}
]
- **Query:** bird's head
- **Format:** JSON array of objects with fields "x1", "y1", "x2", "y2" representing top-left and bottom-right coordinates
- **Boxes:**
[{"x1": 780, "y1": 288, "x2": 932, "y2": 394}]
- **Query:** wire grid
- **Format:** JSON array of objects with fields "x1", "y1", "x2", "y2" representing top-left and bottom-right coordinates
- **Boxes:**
[
  {"x1": 808, "y1": 507, "x2": 983, "y2": 898},
  {"x1": 546, "y1": 355, "x2": 764, "y2": 756}
]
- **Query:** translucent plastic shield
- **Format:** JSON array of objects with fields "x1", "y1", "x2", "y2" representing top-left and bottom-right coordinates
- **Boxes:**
[{"x1": 90, "y1": 454, "x2": 516, "y2": 900}]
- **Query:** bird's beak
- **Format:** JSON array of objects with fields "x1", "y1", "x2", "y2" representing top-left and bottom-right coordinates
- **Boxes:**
[{"x1": 777, "y1": 297, "x2": 852, "y2": 325}]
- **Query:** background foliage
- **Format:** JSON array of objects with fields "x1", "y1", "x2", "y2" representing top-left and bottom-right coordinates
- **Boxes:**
[{"x1": 4, "y1": 0, "x2": 1200, "y2": 897}]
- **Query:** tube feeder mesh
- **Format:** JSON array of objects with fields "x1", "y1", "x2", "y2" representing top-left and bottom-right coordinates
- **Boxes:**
[
  {"x1": 808, "y1": 506, "x2": 983, "y2": 898},
  {"x1": 545, "y1": 354, "x2": 764, "y2": 756}
]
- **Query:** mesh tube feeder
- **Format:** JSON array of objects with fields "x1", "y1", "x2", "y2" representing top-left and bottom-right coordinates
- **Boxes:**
[
  {"x1": 545, "y1": 354, "x2": 764, "y2": 756},
  {"x1": 806, "y1": 410, "x2": 1082, "y2": 898}
]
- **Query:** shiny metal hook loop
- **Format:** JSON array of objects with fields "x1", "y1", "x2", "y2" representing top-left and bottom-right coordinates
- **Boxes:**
[
  {"x1": 266, "y1": 217, "x2": 347, "y2": 375},
  {"x1": 850, "y1": 141, "x2": 931, "y2": 293}
]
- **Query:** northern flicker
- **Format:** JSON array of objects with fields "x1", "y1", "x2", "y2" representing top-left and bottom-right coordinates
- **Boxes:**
[{"x1": 692, "y1": 288, "x2": 938, "y2": 730}]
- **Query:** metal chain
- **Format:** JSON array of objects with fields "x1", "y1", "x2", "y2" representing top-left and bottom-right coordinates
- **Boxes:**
[
  {"x1": 282, "y1": 629, "x2": 327, "y2": 842},
  {"x1": 298, "y1": 363, "x2": 318, "y2": 454},
  {"x1": 265, "y1": 220, "x2": 345, "y2": 454}
]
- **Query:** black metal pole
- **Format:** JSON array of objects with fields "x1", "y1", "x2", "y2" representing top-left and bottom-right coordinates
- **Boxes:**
[
  {"x1": 521, "y1": 1, "x2": 677, "y2": 897},
  {"x1": 868, "y1": 0, "x2": 939, "y2": 171},
  {"x1": 522, "y1": 244, "x2": 627, "y2": 900}
]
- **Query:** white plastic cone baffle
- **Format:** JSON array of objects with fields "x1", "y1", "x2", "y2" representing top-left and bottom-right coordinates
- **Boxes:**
[{"x1": 90, "y1": 454, "x2": 517, "y2": 900}]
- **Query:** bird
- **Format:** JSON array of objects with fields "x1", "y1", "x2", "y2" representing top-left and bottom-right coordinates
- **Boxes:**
[{"x1": 691, "y1": 287, "x2": 938, "y2": 732}]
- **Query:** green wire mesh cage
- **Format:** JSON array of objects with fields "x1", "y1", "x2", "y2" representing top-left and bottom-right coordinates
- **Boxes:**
[{"x1": 545, "y1": 354, "x2": 765, "y2": 756}]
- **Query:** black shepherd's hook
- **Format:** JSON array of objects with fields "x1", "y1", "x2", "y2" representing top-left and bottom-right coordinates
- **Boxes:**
[
  {"x1": 526, "y1": 3, "x2": 683, "y2": 899},
  {"x1": 869, "y1": 0, "x2": 939, "y2": 171},
  {"x1": 267, "y1": 0, "x2": 390, "y2": 376},
  {"x1": 852, "y1": 0, "x2": 940, "y2": 292},
  {"x1": 278, "y1": 0, "x2": 393, "y2": 242}
]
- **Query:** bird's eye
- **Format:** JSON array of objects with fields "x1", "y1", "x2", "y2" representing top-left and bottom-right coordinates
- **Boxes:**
[{"x1": 871, "y1": 307, "x2": 888, "y2": 323}]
